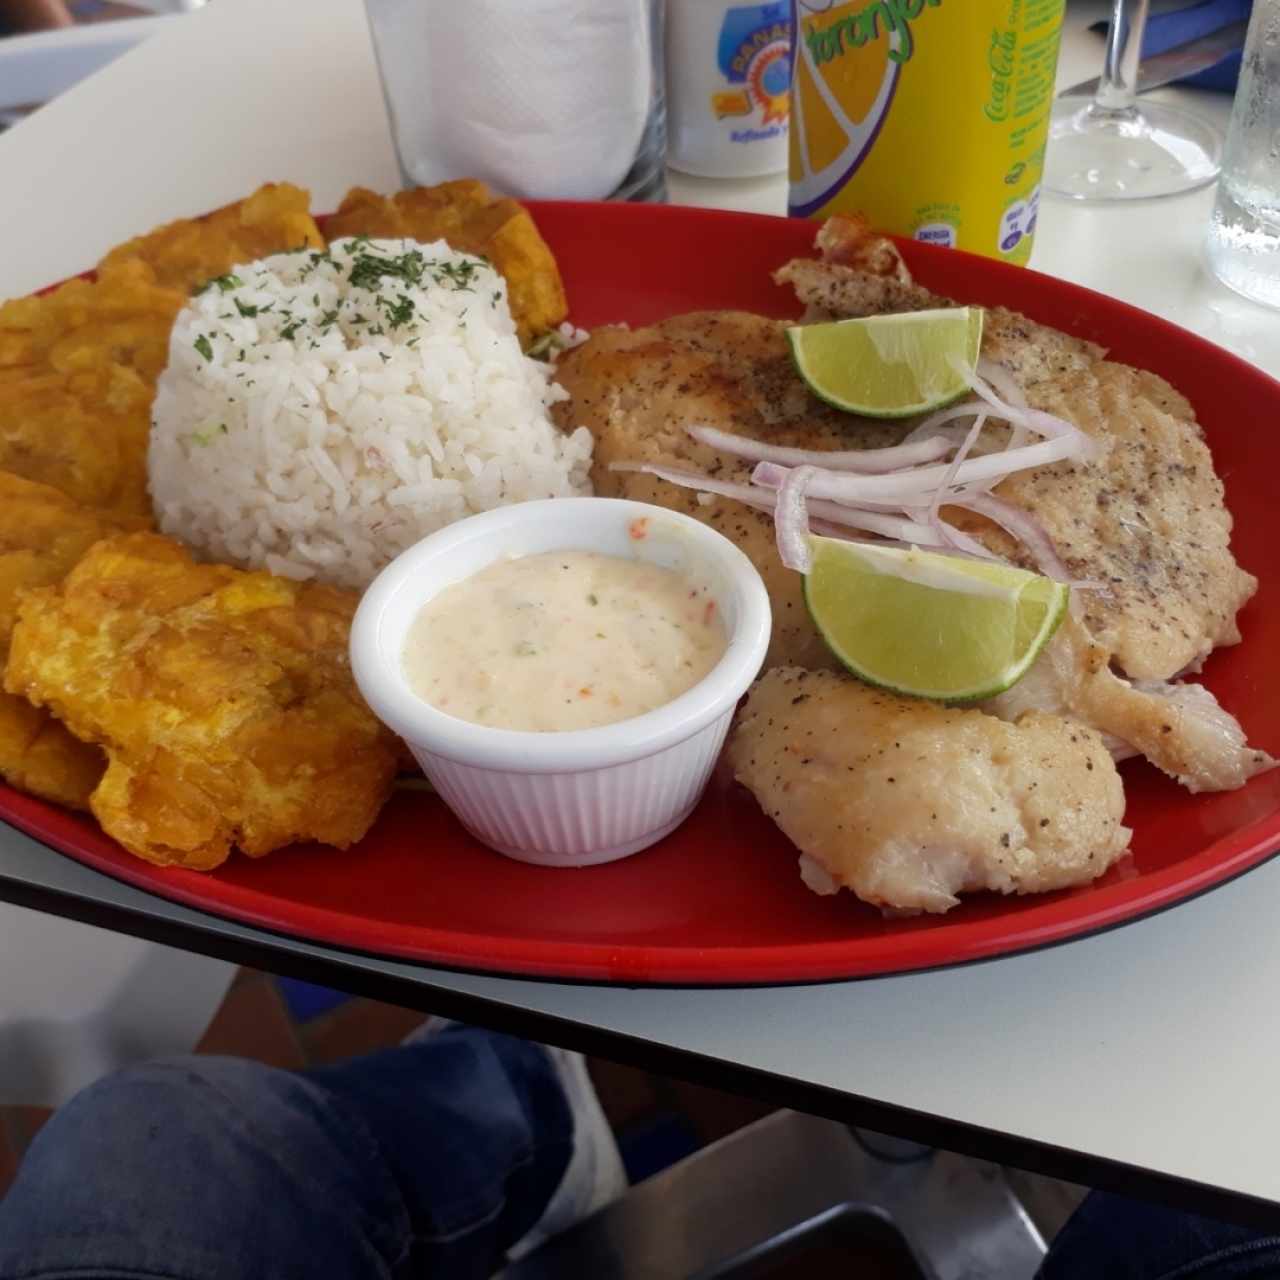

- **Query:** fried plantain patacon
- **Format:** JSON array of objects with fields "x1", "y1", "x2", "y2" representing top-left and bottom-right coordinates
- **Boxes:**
[{"x1": 6, "y1": 532, "x2": 399, "y2": 869}]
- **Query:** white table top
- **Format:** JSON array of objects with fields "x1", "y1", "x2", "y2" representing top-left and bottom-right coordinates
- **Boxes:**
[{"x1": 2, "y1": 0, "x2": 1278, "y2": 1215}]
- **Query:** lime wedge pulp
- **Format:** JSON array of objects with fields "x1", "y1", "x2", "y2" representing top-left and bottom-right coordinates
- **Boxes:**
[
  {"x1": 803, "y1": 537, "x2": 1068, "y2": 703},
  {"x1": 787, "y1": 307, "x2": 984, "y2": 418}
]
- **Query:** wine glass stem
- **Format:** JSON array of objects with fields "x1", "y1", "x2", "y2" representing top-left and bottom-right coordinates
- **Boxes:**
[{"x1": 1094, "y1": 0, "x2": 1150, "y2": 116}]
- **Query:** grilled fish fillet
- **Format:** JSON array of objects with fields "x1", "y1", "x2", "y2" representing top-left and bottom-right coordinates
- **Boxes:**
[
  {"x1": 776, "y1": 256, "x2": 1253, "y2": 683},
  {"x1": 777, "y1": 248, "x2": 1271, "y2": 794},
  {"x1": 728, "y1": 668, "x2": 1130, "y2": 914},
  {"x1": 556, "y1": 223, "x2": 1267, "y2": 911},
  {"x1": 554, "y1": 312, "x2": 901, "y2": 671},
  {"x1": 985, "y1": 615, "x2": 1273, "y2": 793}
]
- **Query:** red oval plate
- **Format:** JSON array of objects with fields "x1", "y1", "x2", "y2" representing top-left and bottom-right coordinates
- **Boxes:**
[{"x1": 3, "y1": 200, "x2": 1279, "y2": 985}]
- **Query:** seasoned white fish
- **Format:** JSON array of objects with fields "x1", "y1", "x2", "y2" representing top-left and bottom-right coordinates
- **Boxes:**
[
  {"x1": 555, "y1": 224, "x2": 1268, "y2": 911},
  {"x1": 728, "y1": 668, "x2": 1131, "y2": 915},
  {"x1": 985, "y1": 615, "x2": 1274, "y2": 794},
  {"x1": 777, "y1": 256, "x2": 1257, "y2": 683},
  {"x1": 553, "y1": 311, "x2": 893, "y2": 672}
]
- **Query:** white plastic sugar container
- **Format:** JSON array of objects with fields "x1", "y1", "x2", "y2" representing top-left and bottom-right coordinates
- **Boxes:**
[{"x1": 665, "y1": 0, "x2": 792, "y2": 178}]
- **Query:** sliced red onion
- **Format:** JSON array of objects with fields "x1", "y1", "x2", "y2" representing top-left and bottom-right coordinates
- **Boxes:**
[
  {"x1": 972, "y1": 360, "x2": 1030, "y2": 451},
  {"x1": 610, "y1": 462, "x2": 947, "y2": 545},
  {"x1": 775, "y1": 465, "x2": 816, "y2": 572},
  {"x1": 947, "y1": 490, "x2": 1073, "y2": 582},
  {"x1": 974, "y1": 358, "x2": 1027, "y2": 409},
  {"x1": 964, "y1": 362, "x2": 1092, "y2": 450},
  {"x1": 926, "y1": 414, "x2": 994, "y2": 558},
  {"x1": 808, "y1": 500, "x2": 939, "y2": 543},
  {"x1": 901, "y1": 403, "x2": 986, "y2": 445},
  {"x1": 752, "y1": 431, "x2": 1088, "y2": 503},
  {"x1": 686, "y1": 424, "x2": 956, "y2": 473},
  {"x1": 927, "y1": 412, "x2": 986, "y2": 531},
  {"x1": 607, "y1": 461, "x2": 762, "y2": 507},
  {"x1": 806, "y1": 528, "x2": 968, "y2": 557},
  {"x1": 929, "y1": 525, "x2": 997, "y2": 559},
  {"x1": 615, "y1": 367, "x2": 1092, "y2": 588},
  {"x1": 750, "y1": 461, "x2": 791, "y2": 491}
]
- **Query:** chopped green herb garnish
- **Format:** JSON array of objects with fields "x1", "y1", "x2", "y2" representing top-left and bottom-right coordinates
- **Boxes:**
[
  {"x1": 193, "y1": 272, "x2": 243, "y2": 296},
  {"x1": 384, "y1": 295, "x2": 415, "y2": 329},
  {"x1": 526, "y1": 330, "x2": 568, "y2": 361},
  {"x1": 193, "y1": 335, "x2": 214, "y2": 362},
  {"x1": 299, "y1": 248, "x2": 333, "y2": 278},
  {"x1": 234, "y1": 298, "x2": 259, "y2": 318},
  {"x1": 432, "y1": 259, "x2": 480, "y2": 292},
  {"x1": 349, "y1": 246, "x2": 428, "y2": 293},
  {"x1": 188, "y1": 422, "x2": 227, "y2": 447}
]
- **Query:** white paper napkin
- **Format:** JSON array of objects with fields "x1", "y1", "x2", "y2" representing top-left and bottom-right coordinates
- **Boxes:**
[{"x1": 368, "y1": 0, "x2": 653, "y2": 200}]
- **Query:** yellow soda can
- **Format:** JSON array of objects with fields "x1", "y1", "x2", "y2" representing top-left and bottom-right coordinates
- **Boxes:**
[{"x1": 788, "y1": 0, "x2": 1065, "y2": 265}]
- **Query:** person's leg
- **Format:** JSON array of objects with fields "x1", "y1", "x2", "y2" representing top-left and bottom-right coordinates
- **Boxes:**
[
  {"x1": 1039, "y1": 1190, "x2": 1280, "y2": 1279},
  {"x1": 0, "y1": 1025, "x2": 578, "y2": 1280}
]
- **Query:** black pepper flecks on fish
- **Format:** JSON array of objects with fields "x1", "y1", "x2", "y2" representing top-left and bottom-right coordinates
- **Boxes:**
[{"x1": 727, "y1": 667, "x2": 1130, "y2": 915}]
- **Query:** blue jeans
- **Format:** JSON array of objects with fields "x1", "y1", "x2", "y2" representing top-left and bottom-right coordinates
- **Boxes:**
[
  {"x1": 0, "y1": 1025, "x2": 572, "y2": 1279},
  {"x1": 1037, "y1": 1191, "x2": 1280, "y2": 1280},
  {"x1": 0, "y1": 1025, "x2": 1276, "y2": 1279}
]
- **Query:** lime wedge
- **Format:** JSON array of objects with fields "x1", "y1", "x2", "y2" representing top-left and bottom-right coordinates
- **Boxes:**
[
  {"x1": 803, "y1": 537, "x2": 1067, "y2": 703},
  {"x1": 787, "y1": 307, "x2": 983, "y2": 418}
]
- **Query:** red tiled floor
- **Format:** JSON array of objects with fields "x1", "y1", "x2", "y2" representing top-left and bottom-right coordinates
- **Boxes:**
[
  {"x1": 586, "y1": 1058, "x2": 664, "y2": 1133},
  {"x1": 3, "y1": 1106, "x2": 52, "y2": 1157},
  {"x1": 195, "y1": 974, "x2": 306, "y2": 1070},
  {"x1": 297, "y1": 998, "x2": 428, "y2": 1066},
  {"x1": 0, "y1": 1113, "x2": 19, "y2": 1199},
  {"x1": 661, "y1": 1078, "x2": 777, "y2": 1145}
]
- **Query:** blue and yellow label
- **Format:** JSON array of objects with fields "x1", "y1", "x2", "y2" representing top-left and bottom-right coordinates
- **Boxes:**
[{"x1": 713, "y1": 3, "x2": 792, "y2": 142}]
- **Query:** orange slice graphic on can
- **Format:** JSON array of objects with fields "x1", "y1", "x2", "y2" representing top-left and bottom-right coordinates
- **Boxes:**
[{"x1": 788, "y1": 0, "x2": 904, "y2": 216}]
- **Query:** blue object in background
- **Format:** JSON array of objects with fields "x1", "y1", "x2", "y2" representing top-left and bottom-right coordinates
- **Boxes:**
[
  {"x1": 1092, "y1": 0, "x2": 1253, "y2": 92},
  {"x1": 615, "y1": 1112, "x2": 702, "y2": 1184},
  {"x1": 716, "y1": 2, "x2": 788, "y2": 83},
  {"x1": 276, "y1": 977, "x2": 351, "y2": 1023}
]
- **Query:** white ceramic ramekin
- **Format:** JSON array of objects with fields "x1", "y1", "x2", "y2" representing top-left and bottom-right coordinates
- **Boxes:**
[{"x1": 350, "y1": 498, "x2": 771, "y2": 868}]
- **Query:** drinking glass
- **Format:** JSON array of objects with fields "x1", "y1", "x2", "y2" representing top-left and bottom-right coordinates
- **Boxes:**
[
  {"x1": 1043, "y1": 0, "x2": 1222, "y2": 200},
  {"x1": 363, "y1": 0, "x2": 667, "y2": 203},
  {"x1": 1206, "y1": 0, "x2": 1280, "y2": 307}
]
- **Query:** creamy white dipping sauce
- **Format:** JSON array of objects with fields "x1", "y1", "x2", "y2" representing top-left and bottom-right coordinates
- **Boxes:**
[{"x1": 403, "y1": 550, "x2": 728, "y2": 732}]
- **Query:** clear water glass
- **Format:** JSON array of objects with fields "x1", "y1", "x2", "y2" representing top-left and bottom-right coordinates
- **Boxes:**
[
  {"x1": 1206, "y1": 0, "x2": 1280, "y2": 308},
  {"x1": 363, "y1": 0, "x2": 667, "y2": 203}
]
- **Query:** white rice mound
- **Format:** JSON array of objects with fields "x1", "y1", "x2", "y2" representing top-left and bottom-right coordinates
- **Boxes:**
[{"x1": 149, "y1": 236, "x2": 593, "y2": 589}]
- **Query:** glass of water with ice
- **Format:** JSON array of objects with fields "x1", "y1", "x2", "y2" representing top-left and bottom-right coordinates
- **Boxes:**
[{"x1": 1206, "y1": 0, "x2": 1280, "y2": 308}]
